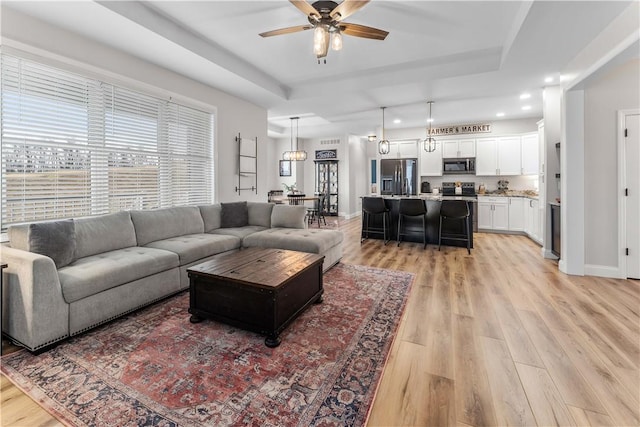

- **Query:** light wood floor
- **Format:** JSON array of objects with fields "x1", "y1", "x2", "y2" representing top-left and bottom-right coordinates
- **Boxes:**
[{"x1": 2, "y1": 217, "x2": 639, "y2": 426}]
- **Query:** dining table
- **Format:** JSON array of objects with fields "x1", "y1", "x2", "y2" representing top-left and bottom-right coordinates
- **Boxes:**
[{"x1": 271, "y1": 195, "x2": 319, "y2": 205}]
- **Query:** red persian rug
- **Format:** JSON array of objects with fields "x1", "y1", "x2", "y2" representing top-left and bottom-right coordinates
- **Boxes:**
[{"x1": 1, "y1": 263, "x2": 413, "y2": 427}]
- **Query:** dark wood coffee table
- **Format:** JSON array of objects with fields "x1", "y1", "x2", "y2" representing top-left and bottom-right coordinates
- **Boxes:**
[{"x1": 187, "y1": 247, "x2": 324, "y2": 347}]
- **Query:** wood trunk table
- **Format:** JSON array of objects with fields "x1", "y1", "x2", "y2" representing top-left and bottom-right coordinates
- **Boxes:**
[{"x1": 187, "y1": 247, "x2": 324, "y2": 347}]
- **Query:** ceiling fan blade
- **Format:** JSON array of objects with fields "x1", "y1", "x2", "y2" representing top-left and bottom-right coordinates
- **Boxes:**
[
  {"x1": 289, "y1": 0, "x2": 320, "y2": 20},
  {"x1": 340, "y1": 23, "x2": 389, "y2": 40},
  {"x1": 259, "y1": 25, "x2": 313, "y2": 38},
  {"x1": 330, "y1": 0, "x2": 370, "y2": 21}
]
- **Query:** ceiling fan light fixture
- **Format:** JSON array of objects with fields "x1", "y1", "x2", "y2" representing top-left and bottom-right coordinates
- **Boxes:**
[
  {"x1": 423, "y1": 101, "x2": 437, "y2": 153},
  {"x1": 313, "y1": 27, "x2": 330, "y2": 58},
  {"x1": 313, "y1": 25, "x2": 326, "y2": 43},
  {"x1": 331, "y1": 31, "x2": 343, "y2": 51}
]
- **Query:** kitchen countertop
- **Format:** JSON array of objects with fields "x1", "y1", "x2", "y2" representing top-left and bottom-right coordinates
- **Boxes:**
[{"x1": 477, "y1": 190, "x2": 539, "y2": 199}]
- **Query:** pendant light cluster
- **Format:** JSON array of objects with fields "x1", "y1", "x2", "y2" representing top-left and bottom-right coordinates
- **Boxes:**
[
  {"x1": 423, "y1": 101, "x2": 437, "y2": 153},
  {"x1": 377, "y1": 107, "x2": 390, "y2": 155},
  {"x1": 283, "y1": 116, "x2": 307, "y2": 161}
]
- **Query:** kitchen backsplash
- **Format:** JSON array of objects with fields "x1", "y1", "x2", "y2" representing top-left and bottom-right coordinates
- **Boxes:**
[{"x1": 419, "y1": 175, "x2": 539, "y2": 192}]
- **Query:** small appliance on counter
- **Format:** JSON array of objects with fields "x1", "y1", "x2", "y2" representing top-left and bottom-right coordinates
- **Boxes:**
[
  {"x1": 442, "y1": 182, "x2": 476, "y2": 196},
  {"x1": 478, "y1": 183, "x2": 486, "y2": 194},
  {"x1": 421, "y1": 181, "x2": 431, "y2": 193},
  {"x1": 497, "y1": 180, "x2": 509, "y2": 191}
]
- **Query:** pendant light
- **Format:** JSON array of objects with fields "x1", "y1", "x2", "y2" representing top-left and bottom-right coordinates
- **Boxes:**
[
  {"x1": 378, "y1": 107, "x2": 390, "y2": 155},
  {"x1": 423, "y1": 101, "x2": 437, "y2": 153},
  {"x1": 283, "y1": 117, "x2": 307, "y2": 161}
]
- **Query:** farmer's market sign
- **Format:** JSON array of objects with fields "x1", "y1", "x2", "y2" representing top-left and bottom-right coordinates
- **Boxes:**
[{"x1": 428, "y1": 123, "x2": 491, "y2": 136}]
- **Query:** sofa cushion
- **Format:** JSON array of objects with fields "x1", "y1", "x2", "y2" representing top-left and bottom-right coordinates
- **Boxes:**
[
  {"x1": 243, "y1": 228, "x2": 344, "y2": 255},
  {"x1": 271, "y1": 204, "x2": 307, "y2": 229},
  {"x1": 75, "y1": 211, "x2": 137, "y2": 259},
  {"x1": 130, "y1": 206, "x2": 204, "y2": 246},
  {"x1": 58, "y1": 246, "x2": 179, "y2": 303},
  {"x1": 145, "y1": 233, "x2": 241, "y2": 265},
  {"x1": 210, "y1": 225, "x2": 268, "y2": 241},
  {"x1": 221, "y1": 202, "x2": 248, "y2": 228},
  {"x1": 199, "y1": 204, "x2": 221, "y2": 232},
  {"x1": 28, "y1": 220, "x2": 77, "y2": 268},
  {"x1": 247, "y1": 202, "x2": 274, "y2": 228}
]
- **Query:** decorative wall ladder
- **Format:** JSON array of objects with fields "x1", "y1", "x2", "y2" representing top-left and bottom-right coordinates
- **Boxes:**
[{"x1": 235, "y1": 133, "x2": 258, "y2": 195}]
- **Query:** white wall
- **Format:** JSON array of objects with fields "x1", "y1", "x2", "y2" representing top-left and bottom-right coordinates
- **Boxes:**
[
  {"x1": 1, "y1": 8, "x2": 269, "y2": 203},
  {"x1": 584, "y1": 59, "x2": 640, "y2": 268},
  {"x1": 348, "y1": 136, "x2": 367, "y2": 217}
]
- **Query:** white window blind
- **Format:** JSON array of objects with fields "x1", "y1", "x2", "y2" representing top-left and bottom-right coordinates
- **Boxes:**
[{"x1": 1, "y1": 54, "x2": 214, "y2": 231}]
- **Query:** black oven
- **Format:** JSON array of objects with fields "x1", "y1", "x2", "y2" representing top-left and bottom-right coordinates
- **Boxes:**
[{"x1": 443, "y1": 158, "x2": 475, "y2": 174}]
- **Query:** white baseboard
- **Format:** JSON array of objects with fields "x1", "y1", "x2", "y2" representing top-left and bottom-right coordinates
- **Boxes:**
[
  {"x1": 342, "y1": 211, "x2": 361, "y2": 220},
  {"x1": 543, "y1": 248, "x2": 559, "y2": 260},
  {"x1": 584, "y1": 264, "x2": 625, "y2": 279}
]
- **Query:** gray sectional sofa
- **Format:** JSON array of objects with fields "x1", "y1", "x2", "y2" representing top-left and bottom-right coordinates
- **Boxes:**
[{"x1": 1, "y1": 202, "x2": 343, "y2": 352}]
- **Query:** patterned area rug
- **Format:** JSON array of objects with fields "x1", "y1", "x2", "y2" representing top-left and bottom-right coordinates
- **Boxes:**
[{"x1": 1, "y1": 264, "x2": 413, "y2": 427}]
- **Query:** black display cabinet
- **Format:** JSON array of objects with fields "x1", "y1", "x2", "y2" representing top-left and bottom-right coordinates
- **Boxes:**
[{"x1": 315, "y1": 160, "x2": 339, "y2": 216}]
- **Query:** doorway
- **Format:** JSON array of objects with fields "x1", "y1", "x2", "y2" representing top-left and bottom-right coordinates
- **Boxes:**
[{"x1": 620, "y1": 111, "x2": 640, "y2": 279}]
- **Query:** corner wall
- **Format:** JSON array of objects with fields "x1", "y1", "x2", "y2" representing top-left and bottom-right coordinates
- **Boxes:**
[{"x1": 584, "y1": 59, "x2": 640, "y2": 270}]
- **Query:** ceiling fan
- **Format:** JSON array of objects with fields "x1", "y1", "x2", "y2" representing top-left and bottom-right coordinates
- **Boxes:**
[{"x1": 259, "y1": 0, "x2": 389, "y2": 63}]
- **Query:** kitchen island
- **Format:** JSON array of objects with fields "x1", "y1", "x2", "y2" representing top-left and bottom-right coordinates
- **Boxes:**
[{"x1": 361, "y1": 195, "x2": 476, "y2": 249}]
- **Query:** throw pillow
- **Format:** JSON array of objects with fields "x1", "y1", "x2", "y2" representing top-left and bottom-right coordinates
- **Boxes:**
[
  {"x1": 247, "y1": 202, "x2": 274, "y2": 228},
  {"x1": 220, "y1": 202, "x2": 249, "y2": 228},
  {"x1": 271, "y1": 204, "x2": 307, "y2": 229},
  {"x1": 28, "y1": 219, "x2": 76, "y2": 268}
]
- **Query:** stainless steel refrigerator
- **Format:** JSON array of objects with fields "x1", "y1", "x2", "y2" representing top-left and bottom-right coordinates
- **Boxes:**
[{"x1": 380, "y1": 158, "x2": 417, "y2": 196}]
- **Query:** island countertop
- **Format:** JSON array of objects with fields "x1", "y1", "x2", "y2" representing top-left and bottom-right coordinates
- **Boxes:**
[{"x1": 365, "y1": 194, "x2": 478, "y2": 202}]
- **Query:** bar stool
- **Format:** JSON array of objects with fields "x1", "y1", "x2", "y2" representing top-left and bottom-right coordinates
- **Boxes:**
[
  {"x1": 361, "y1": 197, "x2": 391, "y2": 245},
  {"x1": 438, "y1": 200, "x2": 471, "y2": 254},
  {"x1": 397, "y1": 198, "x2": 427, "y2": 248}
]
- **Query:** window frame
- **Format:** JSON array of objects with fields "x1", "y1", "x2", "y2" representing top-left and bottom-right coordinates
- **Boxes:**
[{"x1": 0, "y1": 52, "x2": 216, "y2": 234}]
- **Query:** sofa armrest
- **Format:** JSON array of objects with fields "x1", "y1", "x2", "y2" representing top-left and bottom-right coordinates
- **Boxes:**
[{"x1": 0, "y1": 246, "x2": 70, "y2": 351}]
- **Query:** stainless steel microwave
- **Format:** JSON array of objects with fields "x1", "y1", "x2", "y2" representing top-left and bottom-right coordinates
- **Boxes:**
[{"x1": 443, "y1": 157, "x2": 475, "y2": 174}]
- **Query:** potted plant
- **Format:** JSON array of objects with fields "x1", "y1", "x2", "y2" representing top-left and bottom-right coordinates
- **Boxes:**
[{"x1": 282, "y1": 182, "x2": 297, "y2": 195}]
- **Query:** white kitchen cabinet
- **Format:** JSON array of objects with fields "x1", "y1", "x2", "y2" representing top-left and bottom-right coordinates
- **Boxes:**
[
  {"x1": 419, "y1": 142, "x2": 443, "y2": 176},
  {"x1": 498, "y1": 136, "x2": 522, "y2": 175},
  {"x1": 475, "y1": 138, "x2": 498, "y2": 175},
  {"x1": 508, "y1": 197, "x2": 525, "y2": 231},
  {"x1": 475, "y1": 136, "x2": 522, "y2": 176},
  {"x1": 521, "y1": 133, "x2": 539, "y2": 175},
  {"x1": 478, "y1": 196, "x2": 509, "y2": 231},
  {"x1": 442, "y1": 139, "x2": 475, "y2": 158},
  {"x1": 380, "y1": 140, "x2": 418, "y2": 159},
  {"x1": 524, "y1": 198, "x2": 542, "y2": 243}
]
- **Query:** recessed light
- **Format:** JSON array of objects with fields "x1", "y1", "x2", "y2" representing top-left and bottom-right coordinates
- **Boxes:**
[
  {"x1": 427, "y1": 118, "x2": 434, "y2": 123},
  {"x1": 496, "y1": 112, "x2": 505, "y2": 117},
  {"x1": 522, "y1": 105, "x2": 532, "y2": 111},
  {"x1": 520, "y1": 93, "x2": 531, "y2": 100},
  {"x1": 393, "y1": 119, "x2": 401, "y2": 124},
  {"x1": 544, "y1": 76, "x2": 553, "y2": 83}
]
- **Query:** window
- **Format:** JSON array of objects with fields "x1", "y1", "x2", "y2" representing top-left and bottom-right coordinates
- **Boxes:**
[{"x1": 0, "y1": 54, "x2": 214, "y2": 231}]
